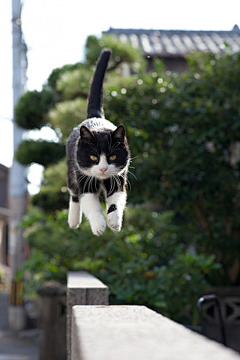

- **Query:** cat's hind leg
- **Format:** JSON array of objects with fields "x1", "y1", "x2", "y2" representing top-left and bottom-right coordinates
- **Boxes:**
[
  {"x1": 68, "y1": 194, "x2": 82, "y2": 229},
  {"x1": 106, "y1": 191, "x2": 127, "y2": 232},
  {"x1": 80, "y1": 193, "x2": 106, "y2": 236}
]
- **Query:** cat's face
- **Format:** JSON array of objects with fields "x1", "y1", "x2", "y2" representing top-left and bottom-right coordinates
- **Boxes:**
[{"x1": 77, "y1": 125, "x2": 129, "y2": 180}]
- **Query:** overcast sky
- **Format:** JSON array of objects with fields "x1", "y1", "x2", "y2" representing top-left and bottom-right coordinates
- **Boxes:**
[{"x1": 0, "y1": 0, "x2": 239, "y2": 190}]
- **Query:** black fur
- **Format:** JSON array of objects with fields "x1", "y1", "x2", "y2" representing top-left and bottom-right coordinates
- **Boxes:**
[
  {"x1": 87, "y1": 49, "x2": 112, "y2": 119},
  {"x1": 107, "y1": 204, "x2": 117, "y2": 214}
]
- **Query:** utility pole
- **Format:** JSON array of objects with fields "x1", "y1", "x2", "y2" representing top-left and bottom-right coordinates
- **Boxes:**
[{"x1": 9, "y1": 0, "x2": 27, "y2": 281}]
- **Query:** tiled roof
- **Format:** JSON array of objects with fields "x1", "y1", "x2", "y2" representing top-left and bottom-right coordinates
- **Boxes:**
[{"x1": 103, "y1": 26, "x2": 240, "y2": 57}]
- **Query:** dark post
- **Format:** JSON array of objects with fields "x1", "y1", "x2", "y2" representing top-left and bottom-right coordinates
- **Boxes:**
[{"x1": 37, "y1": 281, "x2": 67, "y2": 360}]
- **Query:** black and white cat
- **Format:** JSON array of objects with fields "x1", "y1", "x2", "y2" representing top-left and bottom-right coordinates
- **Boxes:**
[{"x1": 66, "y1": 49, "x2": 130, "y2": 236}]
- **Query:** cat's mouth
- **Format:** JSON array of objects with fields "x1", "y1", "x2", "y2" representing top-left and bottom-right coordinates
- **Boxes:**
[
  {"x1": 95, "y1": 170, "x2": 122, "y2": 180},
  {"x1": 95, "y1": 173, "x2": 112, "y2": 180},
  {"x1": 80, "y1": 167, "x2": 122, "y2": 180}
]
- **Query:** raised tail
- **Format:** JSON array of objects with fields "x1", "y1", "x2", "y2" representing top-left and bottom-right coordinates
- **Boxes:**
[{"x1": 86, "y1": 48, "x2": 112, "y2": 119}]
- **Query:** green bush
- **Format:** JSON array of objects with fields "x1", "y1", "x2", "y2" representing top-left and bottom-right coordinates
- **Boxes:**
[
  {"x1": 17, "y1": 207, "x2": 219, "y2": 324},
  {"x1": 14, "y1": 89, "x2": 54, "y2": 130},
  {"x1": 85, "y1": 34, "x2": 143, "y2": 70},
  {"x1": 104, "y1": 52, "x2": 240, "y2": 284},
  {"x1": 15, "y1": 140, "x2": 66, "y2": 167},
  {"x1": 14, "y1": 36, "x2": 240, "y2": 323}
]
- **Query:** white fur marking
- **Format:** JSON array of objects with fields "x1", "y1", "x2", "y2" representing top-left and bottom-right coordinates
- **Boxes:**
[
  {"x1": 68, "y1": 199, "x2": 82, "y2": 229},
  {"x1": 106, "y1": 192, "x2": 127, "y2": 232},
  {"x1": 98, "y1": 155, "x2": 108, "y2": 173},
  {"x1": 80, "y1": 117, "x2": 117, "y2": 132},
  {"x1": 81, "y1": 193, "x2": 106, "y2": 236}
]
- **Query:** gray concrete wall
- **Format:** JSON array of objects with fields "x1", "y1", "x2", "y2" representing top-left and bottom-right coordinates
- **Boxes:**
[
  {"x1": 71, "y1": 305, "x2": 240, "y2": 360},
  {"x1": 0, "y1": 291, "x2": 8, "y2": 330},
  {"x1": 67, "y1": 272, "x2": 108, "y2": 360}
]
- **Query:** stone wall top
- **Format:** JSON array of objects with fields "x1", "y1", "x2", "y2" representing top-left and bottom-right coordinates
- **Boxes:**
[
  {"x1": 67, "y1": 271, "x2": 107, "y2": 289},
  {"x1": 71, "y1": 305, "x2": 240, "y2": 360}
]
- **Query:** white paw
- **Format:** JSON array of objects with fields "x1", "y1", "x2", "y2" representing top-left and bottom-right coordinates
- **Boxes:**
[
  {"x1": 68, "y1": 214, "x2": 82, "y2": 229},
  {"x1": 68, "y1": 201, "x2": 82, "y2": 228},
  {"x1": 68, "y1": 217, "x2": 80, "y2": 229},
  {"x1": 90, "y1": 216, "x2": 106, "y2": 236},
  {"x1": 107, "y1": 211, "x2": 122, "y2": 232}
]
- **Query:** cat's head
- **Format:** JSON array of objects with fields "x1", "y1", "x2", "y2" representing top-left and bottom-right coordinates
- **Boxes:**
[{"x1": 77, "y1": 124, "x2": 130, "y2": 180}]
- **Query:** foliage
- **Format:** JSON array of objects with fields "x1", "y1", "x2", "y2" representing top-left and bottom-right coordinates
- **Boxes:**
[
  {"x1": 32, "y1": 160, "x2": 68, "y2": 212},
  {"x1": 103, "y1": 52, "x2": 240, "y2": 285},
  {"x1": 47, "y1": 62, "x2": 89, "y2": 90},
  {"x1": 85, "y1": 34, "x2": 143, "y2": 70},
  {"x1": 14, "y1": 34, "x2": 240, "y2": 324},
  {"x1": 14, "y1": 34, "x2": 141, "y2": 166},
  {"x1": 32, "y1": 189, "x2": 68, "y2": 213},
  {"x1": 14, "y1": 89, "x2": 54, "y2": 130},
  {"x1": 152, "y1": 53, "x2": 240, "y2": 284},
  {"x1": 15, "y1": 140, "x2": 65, "y2": 167},
  {"x1": 16, "y1": 207, "x2": 218, "y2": 324},
  {"x1": 48, "y1": 98, "x2": 87, "y2": 141}
]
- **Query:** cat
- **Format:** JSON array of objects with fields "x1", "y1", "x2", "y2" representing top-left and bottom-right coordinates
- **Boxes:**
[{"x1": 66, "y1": 49, "x2": 130, "y2": 236}]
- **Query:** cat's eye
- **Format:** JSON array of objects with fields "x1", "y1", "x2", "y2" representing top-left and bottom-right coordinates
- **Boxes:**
[
  {"x1": 109, "y1": 155, "x2": 116, "y2": 161},
  {"x1": 90, "y1": 155, "x2": 98, "y2": 161}
]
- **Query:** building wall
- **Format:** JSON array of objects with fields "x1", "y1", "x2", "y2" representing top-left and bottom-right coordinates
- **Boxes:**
[
  {"x1": 163, "y1": 57, "x2": 189, "y2": 73},
  {"x1": 146, "y1": 55, "x2": 189, "y2": 73},
  {"x1": 0, "y1": 165, "x2": 9, "y2": 209},
  {"x1": 0, "y1": 164, "x2": 9, "y2": 266}
]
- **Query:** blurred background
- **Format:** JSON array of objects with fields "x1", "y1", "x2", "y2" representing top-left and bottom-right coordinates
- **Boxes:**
[{"x1": 1, "y1": 0, "x2": 240, "y2": 359}]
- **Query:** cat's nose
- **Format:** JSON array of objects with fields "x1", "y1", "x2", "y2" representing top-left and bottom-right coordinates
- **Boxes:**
[{"x1": 100, "y1": 167, "x2": 107, "y2": 173}]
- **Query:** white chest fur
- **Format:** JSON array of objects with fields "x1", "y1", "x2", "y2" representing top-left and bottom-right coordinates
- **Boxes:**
[{"x1": 80, "y1": 117, "x2": 117, "y2": 132}]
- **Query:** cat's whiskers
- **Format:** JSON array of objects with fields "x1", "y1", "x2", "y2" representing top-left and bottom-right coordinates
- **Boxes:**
[
  {"x1": 129, "y1": 156, "x2": 138, "y2": 161},
  {"x1": 94, "y1": 177, "x2": 98, "y2": 193},
  {"x1": 69, "y1": 168, "x2": 80, "y2": 177},
  {"x1": 78, "y1": 174, "x2": 87, "y2": 183},
  {"x1": 108, "y1": 175, "x2": 117, "y2": 196},
  {"x1": 126, "y1": 178, "x2": 132, "y2": 191},
  {"x1": 112, "y1": 176, "x2": 117, "y2": 193},
  {"x1": 111, "y1": 175, "x2": 116, "y2": 194},
  {"x1": 108, "y1": 177, "x2": 113, "y2": 196},
  {"x1": 119, "y1": 173, "x2": 131, "y2": 192},
  {"x1": 83, "y1": 176, "x2": 91, "y2": 193},
  {"x1": 128, "y1": 170, "x2": 138, "y2": 181},
  {"x1": 114, "y1": 175, "x2": 122, "y2": 192},
  {"x1": 88, "y1": 176, "x2": 94, "y2": 193}
]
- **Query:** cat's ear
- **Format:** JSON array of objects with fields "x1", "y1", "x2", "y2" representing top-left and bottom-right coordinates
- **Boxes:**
[
  {"x1": 80, "y1": 125, "x2": 93, "y2": 142},
  {"x1": 112, "y1": 125, "x2": 126, "y2": 142}
]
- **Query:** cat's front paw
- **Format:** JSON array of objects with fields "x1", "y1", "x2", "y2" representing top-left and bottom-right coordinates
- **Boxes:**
[
  {"x1": 68, "y1": 202, "x2": 82, "y2": 229},
  {"x1": 68, "y1": 218, "x2": 80, "y2": 229},
  {"x1": 90, "y1": 216, "x2": 106, "y2": 236},
  {"x1": 107, "y1": 211, "x2": 122, "y2": 232}
]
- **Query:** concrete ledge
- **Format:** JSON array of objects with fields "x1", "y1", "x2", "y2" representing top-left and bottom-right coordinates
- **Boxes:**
[
  {"x1": 72, "y1": 305, "x2": 240, "y2": 360},
  {"x1": 67, "y1": 272, "x2": 108, "y2": 360}
]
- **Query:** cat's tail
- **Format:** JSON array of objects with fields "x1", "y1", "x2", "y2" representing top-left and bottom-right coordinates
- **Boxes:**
[{"x1": 86, "y1": 48, "x2": 112, "y2": 119}]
